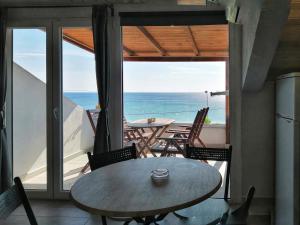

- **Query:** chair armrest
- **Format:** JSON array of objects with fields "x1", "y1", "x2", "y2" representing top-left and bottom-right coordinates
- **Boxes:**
[
  {"x1": 166, "y1": 129, "x2": 190, "y2": 134},
  {"x1": 178, "y1": 125, "x2": 192, "y2": 128},
  {"x1": 124, "y1": 128, "x2": 135, "y2": 132},
  {"x1": 156, "y1": 136, "x2": 188, "y2": 141}
]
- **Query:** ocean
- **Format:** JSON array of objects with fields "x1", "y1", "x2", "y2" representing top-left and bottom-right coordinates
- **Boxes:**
[{"x1": 64, "y1": 92, "x2": 225, "y2": 124}]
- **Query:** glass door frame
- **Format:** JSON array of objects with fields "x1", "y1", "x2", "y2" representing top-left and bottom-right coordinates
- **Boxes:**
[
  {"x1": 6, "y1": 20, "x2": 54, "y2": 199},
  {"x1": 52, "y1": 19, "x2": 93, "y2": 199},
  {"x1": 6, "y1": 7, "x2": 93, "y2": 199}
]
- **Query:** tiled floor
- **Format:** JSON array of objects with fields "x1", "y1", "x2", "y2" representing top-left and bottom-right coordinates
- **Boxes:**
[
  {"x1": 23, "y1": 153, "x2": 89, "y2": 191},
  {"x1": 3, "y1": 200, "x2": 270, "y2": 225}
]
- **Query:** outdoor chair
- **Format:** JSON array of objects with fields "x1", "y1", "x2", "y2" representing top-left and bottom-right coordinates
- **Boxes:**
[
  {"x1": 219, "y1": 186, "x2": 255, "y2": 225},
  {"x1": 87, "y1": 144, "x2": 137, "y2": 225},
  {"x1": 80, "y1": 109, "x2": 100, "y2": 173},
  {"x1": 81, "y1": 110, "x2": 143, "y2": 173},
  {"x1": 166, "y1": 107, "x2": 208, "y2": 147},
  {"x1": 151, "y1": 108, "x2": 208, "y2": 156},
  {"x1": 86, "y1": 109, "x2": 143, "y2": 145},
  {"x1": 0, "y1": 177, "x2": 38, "y2": 225},
  {"x1": 174, "y1": 144, "x2": 232, "y2": 223},
  {"x1": 86, "y1": 109, "x2": 99, "y2": 133}
]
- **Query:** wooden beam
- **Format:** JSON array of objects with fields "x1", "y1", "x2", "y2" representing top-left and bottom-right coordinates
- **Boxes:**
[
  {"x1": 121, "y1": 50, "x2": 228, "y2": 57},
  {"x1": 136, "y1": 26, "x2": 168, "y2": 56},
  {"x1": 123, "y1": 45, "x2": 136, "y2": 56},
  {"x1": 63, "y1": 34, "x2": 94, "y2": 54},
  {"x1": 185, "y1": 26, "x2": 199, "y2": 56},
  {"x1": 123, "y1": 56, "x2": 227, "y2": 62},
  {"x1": 177, "y1": 0, "x2": 206, "y2": 5}
]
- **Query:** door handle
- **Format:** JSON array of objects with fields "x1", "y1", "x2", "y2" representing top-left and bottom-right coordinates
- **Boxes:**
[{"x1": 53, "y1": 107, "x2": 59, "y2": 120}]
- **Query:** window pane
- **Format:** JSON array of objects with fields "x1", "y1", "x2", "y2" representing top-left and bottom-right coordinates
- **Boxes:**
[
  {"x1": 62, "y1": 27, "x2": 96, "y2": 190},
  {"x1": 13, "y1": 28, "x2": 47, "y2": 190}
]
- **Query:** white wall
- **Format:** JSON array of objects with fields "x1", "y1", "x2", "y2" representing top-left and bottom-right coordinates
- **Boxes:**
[
  {"x1": 242, "y1": 81, "x2": 275, "y2": 199},
  {"x1": 13, "y1": 63, "x2": 94, "y2": 179},
  {"x1": 172, "y1": 124, "x2": 226, "y2": 145},
  {"x1": 201, "y1": 125, "x2": 226, "y2": 145}
]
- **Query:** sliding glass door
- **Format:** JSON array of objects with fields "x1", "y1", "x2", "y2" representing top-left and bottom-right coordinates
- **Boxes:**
[{"x1": 7, "y1": 15, "x2": 94, "y2": 199}]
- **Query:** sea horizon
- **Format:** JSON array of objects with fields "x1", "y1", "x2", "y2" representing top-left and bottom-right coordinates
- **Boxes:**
[
  {"x1": 64, "y1": 91, "x2": 226, "y2": 124},
  {"x1": 64, "y1": 91, "x2": 213, "y2": 93}
]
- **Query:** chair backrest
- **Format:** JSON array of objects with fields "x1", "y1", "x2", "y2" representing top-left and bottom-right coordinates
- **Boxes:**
[
  {"x1": 87, "y1": 110, "x2": 131, "y2": 134},
  {"x1": 220, "y1": 186, "x2": 256, "y2": 224},
  {"x1": 185, "y1": 144, "x2": 232, "y2": 199},
  {"x1": 231, "y1": 186, "x2": 255, "y2": 219},
  {"x1": 87, "y1": 143, "x2": 137, "y2": 171},
  {"x1": 187, "y1": 108, "x2": 209, "y2": 144},
  {"x1": 86, "y1": 109, "x2": 100, "y2": 134},
  {"x1": 0, "y1": 177, "x2": 38, "y2": 225},
  {"x1": 195, "y1": 107, "x2": 209, "y2": 138},
  {"x1": 187, "y1": 109, "x2": 203, "y2": 141}
]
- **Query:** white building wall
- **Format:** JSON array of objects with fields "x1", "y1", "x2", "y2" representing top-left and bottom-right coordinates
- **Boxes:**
[
  {"x1": 201, "y1": 125, "x2": 226, "y2": 145},
  {"x1": 171, "y1": 124, "x2": 226, "y2": 145},
  {"x1": 242, "y1": 81, "x2": 275, "y2": 199},
  {"x1": 13, "y1": 63, "x2": 94, "y2": 179}
]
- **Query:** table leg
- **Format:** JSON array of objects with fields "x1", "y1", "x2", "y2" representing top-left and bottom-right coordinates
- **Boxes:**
[
  {"x1": 135, "y1": 129, "x2": 150, "y2": 158},
  {"x1": 101, "y1": 216, "x2": 107, "y2": 225},
  {"x1": 172, "y1": 140, "x2": 185, "y2": 155},
  {"x1": 136, "y1": 128, "x2": 160, "y2": 157},
  {"x1": 161, "y1": 141, "x2": 171, "y2": 157},
  {"x1": 144, "y1": 216, "x2": 155, "y2": 225},
  {"x1": 133, "y1": 216, "x2": 160, "y2": 225},
  {"x1": 156, "y1": 125, "x2": 169, "y2": 138},
  {"x1": 144, "y1": 128, "x2": 160, "y2": 157}
]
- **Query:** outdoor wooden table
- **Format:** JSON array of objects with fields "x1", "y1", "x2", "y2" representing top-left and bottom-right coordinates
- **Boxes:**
[
  {"x1": 127, "y1": 118, "x2": 175, "y2": 157},
  {"x1": 70, "y1": 157, "x2": 222, "y2": 225}
]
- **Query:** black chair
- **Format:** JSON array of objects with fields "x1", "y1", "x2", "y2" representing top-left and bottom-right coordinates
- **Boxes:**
[
  {"x1": 0, "y1": 177, "x2": 38, "y2": 225},
  {"x1": 219, "y1": 186, "x2": 255, "y2": 225},
  {"x1": 87, "y1": 143, "x2": 137, "y2": 225},
  {"x1": 174, "y1": 144, "x2": 232, "y2": 224},
  {"x1": 87, "y1": 143, "x2": 137, "y2": 171}
]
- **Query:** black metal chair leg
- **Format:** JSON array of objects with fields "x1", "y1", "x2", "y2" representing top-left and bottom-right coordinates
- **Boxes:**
[
  {"x1": 144, "y1": 216, "x2": 154, "y2": 225},
  {"x1": 101, "y1": 216, "x2": 107, "y2": 225},
  {"x1": 108, "y1": 216, "x2": 132, "y2": 222}
]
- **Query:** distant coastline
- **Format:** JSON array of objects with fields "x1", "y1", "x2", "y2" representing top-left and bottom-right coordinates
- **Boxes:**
[{"x1": 64, "y1": 92, "x2": 226, "y2": 124}]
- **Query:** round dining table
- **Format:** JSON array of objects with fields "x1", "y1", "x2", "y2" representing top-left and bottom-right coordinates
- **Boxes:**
[
  {"x1": 127, "y1": 118, "x2": 175, "y2": 157},
  {"x1": 70, "y1": 157, "x2": 222, "y2": 225}
]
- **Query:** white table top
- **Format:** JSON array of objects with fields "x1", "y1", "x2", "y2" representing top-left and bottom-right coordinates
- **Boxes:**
[
  {"x1": 127, "y1": 118, "x2": 175, "y2": 128},
  {"x1": 70, "y1": 157, "x2": 222, "y2": 218}
]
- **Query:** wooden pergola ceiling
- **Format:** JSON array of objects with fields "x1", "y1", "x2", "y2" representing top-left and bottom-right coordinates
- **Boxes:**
[
  {"x1": 62, "y1": 25, "x2": 228, "y2": 61},
  {"x1": 177, "y1": 0, "x2": 206, "y2": 5}
]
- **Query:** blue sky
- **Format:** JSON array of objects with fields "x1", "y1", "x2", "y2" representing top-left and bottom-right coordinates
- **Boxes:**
[{"x1": 13, "y1": 29, "x2": 225, "y2": 93}]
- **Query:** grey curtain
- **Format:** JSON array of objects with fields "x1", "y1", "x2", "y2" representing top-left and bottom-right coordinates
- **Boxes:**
[
  {"x1": 0, "y1": 8, "x2": 11, "y2": 193},
  {"x1": 92, "y1": 5, "x2": 112, "y2": 154}
]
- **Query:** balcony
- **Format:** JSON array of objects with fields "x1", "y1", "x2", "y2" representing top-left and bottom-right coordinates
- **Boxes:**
[{"x1": 12, "y1": 62, "x2": 227, "y2": 196}]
